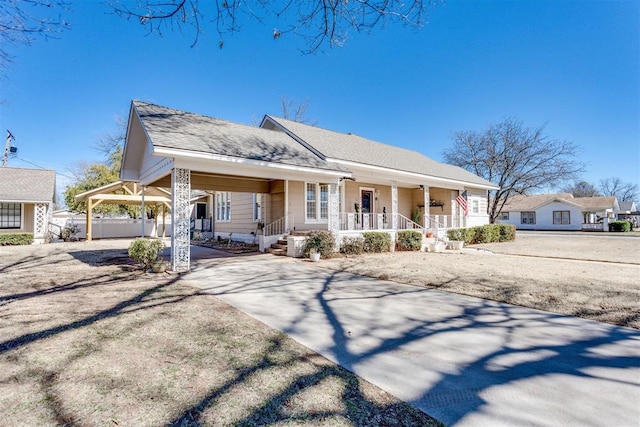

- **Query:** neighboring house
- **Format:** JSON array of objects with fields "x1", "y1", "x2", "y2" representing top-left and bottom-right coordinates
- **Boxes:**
[
  {"x1": 497, "y1": 193, "x2": 619, "y2": 231},
  {"x1": 121, "y1": 101, "x2": 498, "y2": 270},
  {"x1": 0, "y1": 167, "x2": 56, "y2": 244},
  {"x1": 616, "y1": 201, "x2": 639, "y2": 226}
]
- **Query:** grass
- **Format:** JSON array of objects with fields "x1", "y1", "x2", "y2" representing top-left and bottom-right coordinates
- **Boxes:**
[{"x1": 0, "y1": 242, "x2": 441, "y2": 426}]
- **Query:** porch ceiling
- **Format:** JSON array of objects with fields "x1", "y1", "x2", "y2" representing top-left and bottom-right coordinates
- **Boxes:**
[{"x1": 149, "y1": 171, "x2": 271, "y2": 193}]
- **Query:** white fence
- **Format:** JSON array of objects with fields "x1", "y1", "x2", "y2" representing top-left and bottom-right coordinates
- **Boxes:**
[{"x1": 51, "y1": 217, "x2": 172, "y2": 239}]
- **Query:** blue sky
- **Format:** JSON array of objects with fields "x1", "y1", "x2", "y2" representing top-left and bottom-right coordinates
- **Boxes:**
[{"x1": 1, "y1": 0, "x2": 638, "y2": 199}]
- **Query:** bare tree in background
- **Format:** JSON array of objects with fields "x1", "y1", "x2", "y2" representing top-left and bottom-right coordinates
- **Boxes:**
[
  {"x1": 561, "y1": 181, "x2": 601, "y2": 198},
  {"x1": 599, "y1": 177, "x2": 639, "y2": 202},
  {"x1": 443, "y1": 117, "x2": 584, "y2": 223},
  {"x1": 108, "y1": 0, "x2": 434, "y2": 53},
  {"x1": 281, "y1": 97, "x2": 316, "y2": 125},
  {"x1": 0, "y1": 0, "x2": 71, "y2": 67}
]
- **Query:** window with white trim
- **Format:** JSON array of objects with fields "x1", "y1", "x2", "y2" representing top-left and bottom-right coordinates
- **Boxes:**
[
  {"x1": 0, "y1": 203, "x2": 21, "y2": 229},
  {"x1": 500, "y1": 212, "x2": 509, "y2": 221},
  {"x1": 253, "y1": 193, "x2": 262, "y2": 222},
  {"x1": 553, "y1": 210, "x2": 570, "y2": 225},
  {"x1": 306, "y1": 183, "x2": 329, "y2": 222},
  {"x1": 472, "y1": 199, "x2": 480, "y2": 214},
  {"x1": 521, "y1": 211, "x2": 536, "y2": 224},
  {"x1": 216, "y1": 192, "x2": 231, "y2": 221}
]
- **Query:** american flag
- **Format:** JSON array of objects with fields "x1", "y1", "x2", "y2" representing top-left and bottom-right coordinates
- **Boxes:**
[{"x1": 456, "y1": 190, "x2": 468, "y2": 216}]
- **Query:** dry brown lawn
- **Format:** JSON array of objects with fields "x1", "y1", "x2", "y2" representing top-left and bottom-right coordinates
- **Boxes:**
[
  {"x1": 321, "y1": 233, "x2": 640, "y2": 329},
  {"x1": 0, "y1": 241, "x2": 440, "y2": 426}
]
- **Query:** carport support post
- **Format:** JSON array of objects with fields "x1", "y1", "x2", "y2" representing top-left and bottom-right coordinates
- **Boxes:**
[
  {"x1": 171, "y1": 168, "x2": 191, "y2": 271},
  {"x1": 141, "y1": 186, "x2": 145, "y2": 237},
  {"x1": 328, "y1": 182, "x2": 340, "y2": 248},
  {"x1": 86, "y1": 198, "x2": 93, "y2": 242}
]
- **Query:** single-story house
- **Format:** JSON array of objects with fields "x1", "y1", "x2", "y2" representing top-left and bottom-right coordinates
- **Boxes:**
[
  {"x1": 120, "y1": 100, "x2": 498, "y2": 270},
  {"x1": 0, "y1": 167, "x2": 56, "y2": 244},
  {"x1": 496, "y1": 193, "x2": 620, "y2": 231},
  {"x1": 616, "y1": 201, "x2": 639, "y2": 226}
]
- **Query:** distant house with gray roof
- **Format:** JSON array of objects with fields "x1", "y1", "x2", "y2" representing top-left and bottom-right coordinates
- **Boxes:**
[
  {"x1": 122, "y1": 100, "x2": 498, "y2": 270},
  {"x1": 496, "y1": 193, "x2": 620, "y2": 231},
  {"x1": 0, "y1": 167, "x2": 56, "y2": 243}
]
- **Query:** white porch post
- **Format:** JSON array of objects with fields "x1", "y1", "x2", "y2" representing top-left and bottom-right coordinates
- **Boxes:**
[
  {"x1": 423, "y1": 185, "x2": 430, "y2": 228},
  {"x1": 284, "y1": 180, "x2": 289, "y2": 231},
  {"x1": 141, "y1": 186, "x2": 145, "y2": 237},
  {"x1": 391, "y1": 181, "x2": 398, "y2": 230},
  {"x1": 171, "y1": 168, "x2": 191, "y2": 271},
  {"x1": 33, "y1": 202, "x2": 47, "y2": 244},
  {"x1": 328, "y1": 182, "x2": 340, "y2": 238}
]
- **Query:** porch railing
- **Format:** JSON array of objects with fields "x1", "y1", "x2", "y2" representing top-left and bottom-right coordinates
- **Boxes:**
[
  {"x1": 338, "y1": 213, "x2": 424, "y2": 232},
  {"x1": 263, "y1": 213, "x2": 294, "y2": 237}
]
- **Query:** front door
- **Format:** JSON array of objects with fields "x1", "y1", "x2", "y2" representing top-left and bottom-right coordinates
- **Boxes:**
[{"x1": 361, "y1": 189, "x2": 374, "y2": 228}]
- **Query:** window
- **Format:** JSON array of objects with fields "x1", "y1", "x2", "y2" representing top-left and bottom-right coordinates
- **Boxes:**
[
  {"x1": 472, "y1": 199, "x2": 480, "y2": 214},
  {"x1": 216, "y1": 192, "x2": 231, "y2": 221},
  {"x1": 306, "y1": 183, "x2": 329, "y2": 222},
  {"x1": 500, "y1": 212, "x2": 509, "y2": 221},
  {"x1": 0, "y1": 203, "x2": 21, "y2": 229},
  {"x1": 253, "y1": 194, "x2": 262, "y2": 222},
  {"x1": 553, "y1": 210, "x2": 570, "y2": 225},
  {"x1": 521, "y1": 211, "x2": 536, "y2": 224}
]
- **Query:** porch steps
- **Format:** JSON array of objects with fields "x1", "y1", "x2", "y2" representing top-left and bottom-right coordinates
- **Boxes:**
[{"x1": 267, "y1": 231, "x2": 310, "y2": 256}]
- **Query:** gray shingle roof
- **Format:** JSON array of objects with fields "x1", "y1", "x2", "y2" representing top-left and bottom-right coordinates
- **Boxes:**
[
  {"x1": 0, "y1": 167, "x2": 56, "y2": 202},
  {"x1": 264, "y1": 116, "x2": 497, "y2": 188},
  {"x1": 133, "y1": 101, "x2": 348, "y2": 173},
  {"x1": 502, "y1": 193, "x2": 619, "y2": 211}
]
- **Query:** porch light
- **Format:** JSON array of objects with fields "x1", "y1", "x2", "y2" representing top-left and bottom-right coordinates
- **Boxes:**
[{"x1": 375, "y1": 190, "x2": 380, "y2": 200}]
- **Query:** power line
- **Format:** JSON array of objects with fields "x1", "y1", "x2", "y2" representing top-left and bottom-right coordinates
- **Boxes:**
[{"x1": 14, "y1": 156, "x2": 76, "y2": 180}]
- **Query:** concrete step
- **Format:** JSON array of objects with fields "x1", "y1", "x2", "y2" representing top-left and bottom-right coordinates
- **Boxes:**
[
  {"x1": 277, "y1": 239, "x2": 288, "y2": 245},
  {"x1": 267, "y1": 247, "x2": 287, "y2": 256},
  {"x1": 270, "y1": 243, "x2": 287, "y2": 250}
]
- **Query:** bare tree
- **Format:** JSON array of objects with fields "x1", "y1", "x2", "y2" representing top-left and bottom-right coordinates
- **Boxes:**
[
  {"x1": 281, "y1": 96, "x2": 317, "y2": 125},
  {"x1": 561, "y1": 181, "x2": 601, "y2": 198},
  {"x1": 0, "y1": 0, "x2": 71, "y2": 67},
  {"x1": 108, "y1": 0, "x2": 434, "y2": 53},
  {"x1": 443, "y1": 117, "x2": 584, "y2": 223},
  {"x1": 599, "y1": 177, "x2": 638, "y2": 202}
]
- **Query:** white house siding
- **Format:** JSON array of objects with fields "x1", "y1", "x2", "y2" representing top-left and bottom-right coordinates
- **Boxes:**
[
  {"x1": 465, "y1": 188, "x2": 491, "y2": 227},
  {"x1": 499, "y1": 201, "x2": 583, "y2": 230}
]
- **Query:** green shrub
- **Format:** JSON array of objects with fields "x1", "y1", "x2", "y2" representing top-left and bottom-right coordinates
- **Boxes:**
[
  {"x1": 363, "y1": 232, "x2": 391, "y2": 253},
  {"x1": 609, "y1": 220, "x2": 631, "y2": 232},
  {"x1": 128, "y1": 238, "x2": 165, "y2": 270},
  {"x1": 0, "y1": 233, "x2": 34, "y2": 246},
  {"x1": 303, "y1": 230, "x2": 336, "y2": 258},
  {"x1": 397, "y1": 230, "x2": 422, "y2": 251},
  {"x1": 498, "y1": 224, "x2": 516, "y2": 242},
  {"x1": 476, "y1": 224, "x2": 500, "y2": 243},
  {"x1": 447, "y1": 224, "x2": 515, "y2": 245},
  {"x1": 340, "y1": 236, "x2": 364, "y2": 255}
]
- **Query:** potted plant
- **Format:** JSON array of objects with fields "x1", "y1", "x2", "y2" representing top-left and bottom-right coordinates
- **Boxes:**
[
  {"x1": 309, "y1": 248, "x2": 321, "y2": 262},
  {"x1": 151, "y1": 258, "x2": 169, "y2": 273}
]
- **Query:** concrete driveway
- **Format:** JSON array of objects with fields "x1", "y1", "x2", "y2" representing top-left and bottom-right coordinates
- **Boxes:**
[{"x1": 182, "y1": 248, "x2": 640, "y2": 427}]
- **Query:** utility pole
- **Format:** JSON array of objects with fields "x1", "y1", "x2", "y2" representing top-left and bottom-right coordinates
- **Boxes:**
[{"x1": 2, "y1": 130, "x2": 15, "y2": 167}]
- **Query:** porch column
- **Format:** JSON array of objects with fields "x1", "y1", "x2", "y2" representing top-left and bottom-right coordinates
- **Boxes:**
[
  {"x1": 141, "y1": 186, "x2": 146, "y2": 237},
  {"x1": 171, "y1": 167, "x2": 191, "y2": 271},
  {"x1": 423, "y1": 185, "x2": 430, "y2": 228},
  {"x1": 33, "y1": 202, "x2": 47, "y2": 243},
  {"x1": 284, "y1": 180, "x2": 289, "y2": 231},
  {"x1": 391, "y1": 180, "x2": 398, "y2": 230},
  {"x1": 162, "y1": 204, "x2": 167, "y2": 238},
  {"x1": 86, "y1": 198, "x2": 93, "y2": 242},
  {"x1": 328, "y1": 182, "x2": 340, "y2": 237}
]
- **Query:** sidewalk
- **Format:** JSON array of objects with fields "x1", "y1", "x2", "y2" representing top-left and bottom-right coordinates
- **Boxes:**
[{"x1": 182, "y1": 253, "x2": 640, "y2": 426}]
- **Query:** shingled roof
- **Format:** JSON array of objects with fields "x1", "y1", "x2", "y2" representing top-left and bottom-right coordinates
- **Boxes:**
[
  {"x1": 262, "y1": 115, "x2": 497, "y2": 188},
  {"x1": 132, "y1": 101, "x2": 348, "y2": 173},
  {"x1": 0, "y1": 167, "x2": 56, "y2": 203},
  {"x1": 502, "y1": 193, "x2": 619, "y2": 211}
]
